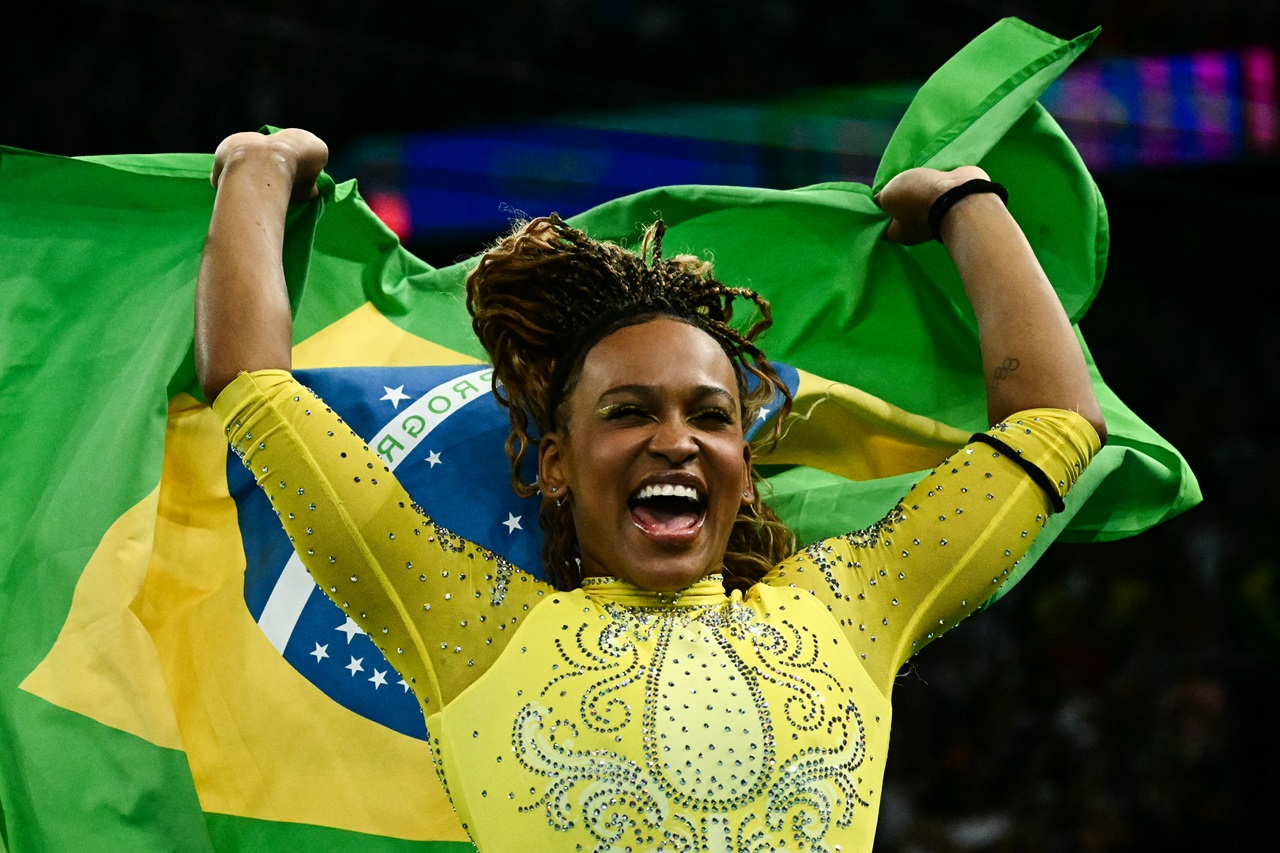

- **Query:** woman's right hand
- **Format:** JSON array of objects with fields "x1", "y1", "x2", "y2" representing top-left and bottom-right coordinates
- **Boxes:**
[
  {"x1": 196, "y1": 129, "x2": 325, "y2": 401},
  {"x1": 210, "y1": 128, "x2": 328, "y2": 204}
]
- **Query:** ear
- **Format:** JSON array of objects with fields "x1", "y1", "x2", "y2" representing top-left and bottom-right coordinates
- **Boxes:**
[
  {"x1": 740, "y1": 440, "x2": 755, "y2": 507},
  {"x1": 538, "y1": 431, "x2": 568, "y2": 503}
]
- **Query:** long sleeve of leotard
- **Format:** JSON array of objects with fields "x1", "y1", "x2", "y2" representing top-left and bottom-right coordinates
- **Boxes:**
[
  {"x1": 214, "y1": 369, "x2": 554, "y2": 715},
  {"x1": 765, "y1": 408, "x2": 1100, "y2": 690}
]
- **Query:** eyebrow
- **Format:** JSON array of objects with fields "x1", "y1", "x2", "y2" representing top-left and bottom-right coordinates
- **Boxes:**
[{"x1": 597, "y1": 384, "x2": 737, "y2": 405}]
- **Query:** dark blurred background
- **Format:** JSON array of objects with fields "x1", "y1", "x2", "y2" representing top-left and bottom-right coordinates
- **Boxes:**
[{"x1": 6, "y1": 1, "x2": 1277, "y2": 850}]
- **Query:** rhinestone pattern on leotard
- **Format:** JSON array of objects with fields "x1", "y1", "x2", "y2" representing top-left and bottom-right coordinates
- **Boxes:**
[{"x1": 449, "y1": 580, "x2": 877, "y2": 852}]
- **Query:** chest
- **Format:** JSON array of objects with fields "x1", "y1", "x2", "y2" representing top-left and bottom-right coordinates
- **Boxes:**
[{"x1": 435, "y1": 589, "x2": 892, "y2": 851}]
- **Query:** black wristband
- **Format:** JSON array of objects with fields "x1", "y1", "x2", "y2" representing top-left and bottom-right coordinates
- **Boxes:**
[{"x1": 927, "y1": 178, "x2": 1009, "y2": 243}]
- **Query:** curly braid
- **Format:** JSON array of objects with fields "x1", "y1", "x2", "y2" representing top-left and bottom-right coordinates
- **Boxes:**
[{"x1": 466, "y1": 214, "x2": 796, "y2": 592}]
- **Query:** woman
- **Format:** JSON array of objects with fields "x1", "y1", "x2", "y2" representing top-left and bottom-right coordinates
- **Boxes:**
[{"x1": 197, "y1": 127, "x2": 1105, "y2": 851}]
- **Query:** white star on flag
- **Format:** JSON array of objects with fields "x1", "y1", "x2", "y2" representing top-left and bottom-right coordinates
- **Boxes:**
[
  {"x1": 336, "y1": 616, "x2": 366, "y2": 644},
  {"x1": 426, "y1": 450, "x2": 442, "y2": 467},
  {"x1": 398, "y1": 678, "x2": 411, "y2": 693},
  {"x1": 380, "y1": 385, "x2": 410, "y2": 408},
  {"x1": 503, "y1": 512, "x2": 523, "y2": 533},
  {"x1": 345, "y1": 656, "x2": 364, "y2": 676},
  {"x1": 369, "y1": 669, "x2": 388, "y2": 689},
  {"x1": 309, "y1": 642, "x2": 329, "y2": 662},
  {"x1": 757, "y1": 406, "x2": 771, "y2": 422}
]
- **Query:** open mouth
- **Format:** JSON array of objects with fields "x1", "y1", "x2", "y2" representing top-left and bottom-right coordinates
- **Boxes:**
[{"x1": 629, "y1": 483, "x2": 707, "y2": 540}]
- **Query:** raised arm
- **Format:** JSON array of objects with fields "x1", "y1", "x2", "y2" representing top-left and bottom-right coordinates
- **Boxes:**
[
  {"x1": 194, "y1": 128, "x2": 328, "y2": 402},
  {"x1": 876, "y1": 165, "x2": 1107, "y2": 443},
  {"x1": 768, "y1": 169, "x2": 1106, "y2": 685},
  {"x1": 198, "y1": 130, "x2": 553, "y2": 710}
]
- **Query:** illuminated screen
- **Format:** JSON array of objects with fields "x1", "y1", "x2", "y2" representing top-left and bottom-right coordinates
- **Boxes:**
[{"x1": 351, "y1": 47, "x2": 1275, "y2": 242}]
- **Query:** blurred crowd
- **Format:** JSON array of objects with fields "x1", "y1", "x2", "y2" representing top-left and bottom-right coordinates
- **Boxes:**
[
  {"x1": 7, "y1": 1, "x2": 1278, "y2": 158},
  {"x1": 8, "y1": 2, "x2": 1278, "y2": 850}
]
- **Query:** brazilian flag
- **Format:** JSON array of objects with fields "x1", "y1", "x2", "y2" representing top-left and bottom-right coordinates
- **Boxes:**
[{"x1": 0, "y1": 18, "x2": 1199, "y2": 852}]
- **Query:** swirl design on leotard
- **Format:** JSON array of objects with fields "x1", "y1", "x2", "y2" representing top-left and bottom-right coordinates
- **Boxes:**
[{"x1": 512, "y1": 600, "x2": 870, "y2": 851}]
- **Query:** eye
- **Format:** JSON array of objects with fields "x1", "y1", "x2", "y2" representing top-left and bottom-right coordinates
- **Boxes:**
[
  {"x1": 600, "y1": 403, "x2": 652, "y2": 422},
  {"x1": 691, "y1": 407, "x2": 735, "y2": 426}
]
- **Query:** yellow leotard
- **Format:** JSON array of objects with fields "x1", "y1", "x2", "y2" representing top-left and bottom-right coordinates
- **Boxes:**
[{"x1": 216, "y1": 369, "x2": 1099, "y2": 852}]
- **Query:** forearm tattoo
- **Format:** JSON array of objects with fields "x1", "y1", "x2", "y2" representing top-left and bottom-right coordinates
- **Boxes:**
[{"x1": 991, "y1": 356, "x2": 1020, "y2": 387}]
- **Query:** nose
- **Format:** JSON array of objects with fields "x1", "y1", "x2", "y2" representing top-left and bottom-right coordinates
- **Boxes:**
[{"x1": 649, "y1": 415, "x2": 697, "y2": 466}]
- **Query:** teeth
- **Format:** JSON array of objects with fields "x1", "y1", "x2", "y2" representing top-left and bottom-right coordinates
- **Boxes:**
[{"x1": 634, "y1": 484, "x2": 701, "y2": 502}]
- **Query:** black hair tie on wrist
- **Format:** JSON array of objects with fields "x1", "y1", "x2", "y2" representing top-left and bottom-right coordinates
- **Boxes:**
[{"x1": 927, "y1": 178, "x2": 1009, "y2": 243}]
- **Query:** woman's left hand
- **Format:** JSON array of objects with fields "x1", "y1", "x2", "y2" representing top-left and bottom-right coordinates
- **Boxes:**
[{"x1": 874, "y1": 165, "x2": 989, "y2": 244}]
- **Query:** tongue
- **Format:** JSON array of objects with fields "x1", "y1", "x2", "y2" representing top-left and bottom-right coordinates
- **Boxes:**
[{"x1": 632, "y1": 503, "x2": 701, "y2": 534}]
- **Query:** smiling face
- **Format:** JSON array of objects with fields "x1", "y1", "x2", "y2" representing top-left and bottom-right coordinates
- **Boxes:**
[{"x1": 538, "y1": 317, "x2": 754, "y2": 592}]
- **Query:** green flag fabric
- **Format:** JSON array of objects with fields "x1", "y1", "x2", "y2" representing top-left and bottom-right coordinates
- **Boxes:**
[{"x1": 0, "y1": 17, "x2": 1199, "y2": 852}]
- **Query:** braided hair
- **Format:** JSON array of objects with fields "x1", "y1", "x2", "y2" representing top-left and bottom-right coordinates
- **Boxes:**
[{"x1": 466, "y1": 214, "x2": 795, "y2": 592}]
